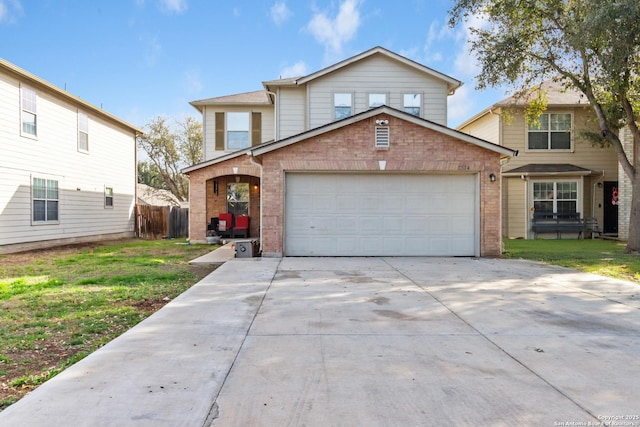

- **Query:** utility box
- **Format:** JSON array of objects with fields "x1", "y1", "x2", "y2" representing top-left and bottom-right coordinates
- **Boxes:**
[{"x1": 235, "y1": 239, "x2": 258, "y2": 258}]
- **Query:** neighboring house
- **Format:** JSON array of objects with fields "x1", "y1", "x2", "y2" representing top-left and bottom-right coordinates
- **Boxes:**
[
  {"x1": 0, "y1": 58, "x2": 142, "y2": 254},
  {"x1": 183, "y1": 47, "x2": 516, "y2": 257},
  {"x1": 137, "y1": 183, "x2": 187, "y2": 208},
  {"x1": 457, "y1": 80, "x2": 620, "y2": 239}
]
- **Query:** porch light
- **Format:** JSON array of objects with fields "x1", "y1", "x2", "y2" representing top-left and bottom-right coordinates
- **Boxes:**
[{"x1": 489, "y1": 173, "x2": 497, "y2": 182}]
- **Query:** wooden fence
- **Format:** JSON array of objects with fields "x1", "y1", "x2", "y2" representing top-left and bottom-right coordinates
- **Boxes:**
[{"x1": 135, "y1": 205, "x2": 189, "y2": 239}]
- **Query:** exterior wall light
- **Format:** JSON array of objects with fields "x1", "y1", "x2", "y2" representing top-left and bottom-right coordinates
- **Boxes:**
[{"x1": 489, "y1": 173, "x2": 497, "y2": 182}]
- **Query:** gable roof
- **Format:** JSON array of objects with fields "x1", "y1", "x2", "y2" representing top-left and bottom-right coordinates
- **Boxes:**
[
  {"x1": 0, "y1": 57, "x2": 142, "y2": 135},
  {"x1": 264, "y1": 46, "x2": 462, "y2": 95},
  {"x1": 251, "y1": 105, "x2": 514, "y2": 157},
  {"x1": 189, "y1": 90, "x2": 272, "y2": 113},
  {"x1": 457, "y1": 79, "x2": 589, "y2": 130}
]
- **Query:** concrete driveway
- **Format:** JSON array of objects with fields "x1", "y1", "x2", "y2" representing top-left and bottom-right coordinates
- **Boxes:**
[{"x1": 1, "y1": 257, "x2": 639, "y2": 426}]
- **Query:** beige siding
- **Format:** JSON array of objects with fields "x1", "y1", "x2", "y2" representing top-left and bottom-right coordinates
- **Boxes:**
[
  {"x1": 278, "y1": 86, "x2": 305, "y2": 139},
  {"x1": 0, "y1": 70, "x2": 137, "y2": 250},
  {"x1": 503, "y1": 177, "x2": 528, "y2": 238},
  {"x1": 202, "y1": 105, "x2": 274, "y2": 160},
  {"x1": 501, "y1": 107, "x2": 618, "y2": 177},
  {"x1": 459, "y1": 112, "x2": 500, "y2": 144},
  {"x1": 307, "y1": 55, "x2": 449, "y2": 129}
]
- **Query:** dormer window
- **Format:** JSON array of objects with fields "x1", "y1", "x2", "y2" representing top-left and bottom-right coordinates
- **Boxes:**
[{"x1": 334, "y1": 93, "x2": 352, "y2": 120}]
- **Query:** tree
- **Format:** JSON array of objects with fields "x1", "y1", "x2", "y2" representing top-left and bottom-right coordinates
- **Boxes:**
[
  {"x1": 449, "y1": 0, "x2": 640, "y2": 253},
  {"x1": 138, "y1": 116, "x2": 203, "y2": 202}
]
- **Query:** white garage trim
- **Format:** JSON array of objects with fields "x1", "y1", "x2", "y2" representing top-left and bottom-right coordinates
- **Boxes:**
[{"x1": 284, "y1": 173, "x2": 479, "y2": 256}]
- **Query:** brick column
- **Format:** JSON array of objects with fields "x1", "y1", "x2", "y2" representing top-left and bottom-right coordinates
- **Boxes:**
[{"x1": 618, "y1": 127, "x2": 634, "y2": 241}]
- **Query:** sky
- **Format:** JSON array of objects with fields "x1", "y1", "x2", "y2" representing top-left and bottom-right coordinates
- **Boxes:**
[{"x1": 0, "y1": 0, "x2": 509, "y2": 130}]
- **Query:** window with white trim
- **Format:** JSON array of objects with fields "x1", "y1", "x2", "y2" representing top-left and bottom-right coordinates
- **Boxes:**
[
  {"x1": 32, "y1": 177, "x2": 59, "y2": 222},
  {"x1": 78, "y1": 111, "x2": 89, "y2": 152},
  {"x1": 528, "y1": 113, "x2": 572, "y2": 150},
  {"x1": 533, "y1": 181, "x2": 577, "y2": 213},
  {"x1": 368, "y1": 93, "x2": 386, "y2": 108},
  {"x1": 21, "y1": 86, "x2": 37, "y2": 137},
  {"x1": 226, "y1": 112, "x2": 250, "y2": 149},
  {"x1": 105, "y1": 187, "x2": 113, "y2": 207},
  {"x1": 334, "y1": 93, "x2": 352, "y2": 120},
  {"x1": 403, "y1": 93, "x2": 421, "y2": 116}
]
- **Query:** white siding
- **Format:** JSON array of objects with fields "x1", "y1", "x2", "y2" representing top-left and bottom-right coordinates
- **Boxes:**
[
  {"x1": 202, "y1": 105, "x2": 274, "y2": 160},
  {"x1": 307, "y1": 55, "x2": 449, "y2": 129},
  {"x1": 0, "y1": 69, "x2": 137, "y2": 250},
  {"x1": 277, "y1": 86, "x2": 305, "y2": 139}
]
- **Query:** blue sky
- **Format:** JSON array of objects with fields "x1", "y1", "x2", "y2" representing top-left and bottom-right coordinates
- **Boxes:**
[{"x1": 0, "y1": 0, "x2": 507, "y2": 129}]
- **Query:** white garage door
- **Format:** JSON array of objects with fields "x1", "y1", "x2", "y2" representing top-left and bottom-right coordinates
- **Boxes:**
[{"x1": 284, "y1": 173, "x2": 478, "y2": 256}]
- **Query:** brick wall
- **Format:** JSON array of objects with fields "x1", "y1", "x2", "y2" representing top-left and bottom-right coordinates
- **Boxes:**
[
  {"x1": 618, "y1": 127, "x2": 634, "y2": 241},
  {"x1": 186, "y1": 156, "x2": 261, "y2": 242},
  {"x1": 259, "y1": 115, "x2": 503, "y2": 256}
]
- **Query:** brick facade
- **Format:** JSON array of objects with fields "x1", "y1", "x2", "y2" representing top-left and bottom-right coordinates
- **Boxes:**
[
  {"x1": 259, "y1": 114, "x2": 503, "y2": 256},
  {"x1": 187, "y1": 113, "x2": 505, "y2": 256}
]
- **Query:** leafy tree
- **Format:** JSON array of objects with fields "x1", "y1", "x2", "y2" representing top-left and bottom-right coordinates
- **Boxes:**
[
  {"x1": 449, "y1": 0, "x2": 640, "y2": 253},
  {"x1": 138, "y1": 116, "x2": 203, "y2": 202}
]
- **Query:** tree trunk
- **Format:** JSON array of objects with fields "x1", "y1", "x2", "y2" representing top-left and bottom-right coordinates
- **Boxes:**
[{"x1": 626, "y1": 173, "x2": 640, "y2": 253}]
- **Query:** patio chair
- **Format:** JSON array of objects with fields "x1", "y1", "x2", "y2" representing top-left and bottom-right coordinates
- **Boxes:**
[
  {"x1": 218, "y1": 213, "x2": 234, "y2": 238},
  {"x1": 233, "y1": 215, "x2": 250, "y2": 238}
]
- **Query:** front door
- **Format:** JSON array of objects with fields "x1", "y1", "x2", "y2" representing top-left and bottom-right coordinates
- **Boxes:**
[{"x1": 603, "y1": 181, "x2": 618, "y2": 235}]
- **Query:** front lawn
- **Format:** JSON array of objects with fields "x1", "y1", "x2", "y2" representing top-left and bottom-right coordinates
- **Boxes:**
[
  {"x1": 0, "y1": 238, "x2": 218, "y2": 410},
  {"x1": 503, "y1": 239, "x2": 640, "y2": 284}
]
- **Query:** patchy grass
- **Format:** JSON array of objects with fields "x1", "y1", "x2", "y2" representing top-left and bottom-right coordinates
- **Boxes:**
[
  {"x1": 0, "y1": 238, "x2": 218, "y2": 411},
  {"x1": 503, "y1": 239, "x2": 640, "y2": 284}
]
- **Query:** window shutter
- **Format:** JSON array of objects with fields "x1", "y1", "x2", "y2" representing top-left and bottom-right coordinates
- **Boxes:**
[
  {"x1": 215, "y1": 112, "x2": 225, "y2": 151},
  {"x1": 251, "y1": 112, "x2": 261, "y2": 146}
]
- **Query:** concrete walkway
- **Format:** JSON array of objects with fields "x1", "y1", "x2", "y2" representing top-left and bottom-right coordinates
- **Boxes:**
[{"x1": 1, "y1": 257, "x2": 639, "y2": 426}]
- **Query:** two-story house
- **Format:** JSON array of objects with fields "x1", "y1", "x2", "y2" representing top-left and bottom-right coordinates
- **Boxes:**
[
  {"x1": 0, "y1": 58, "x2": 142, "y2": 254},
  {"x1": 458, "y1": 80, "x2": 620, "y2": 239},
  {"x1": 183, "y1": 46, "x2": 516, "y2": 257}
]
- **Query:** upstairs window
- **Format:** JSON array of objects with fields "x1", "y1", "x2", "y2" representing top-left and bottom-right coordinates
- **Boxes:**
[
  {"x1": 528, "y1": 113, "x2": 572, "y2": 150},
  {"x1": 226, "y1": 112, "x2": 250, "y2": 149},
  {"x1": 21, "y1": 86, "x2": 37, "y2": 137},
  {"x1": 78, "y1": 111, "x2": 89, "y2": 152},
  {"x1": 334, "y1": 93, "x2": 352, "y2": 120},
  {"x1": 32, "y1": 177, "x2": 58, "y2": 222},
  {"x1": 368, "y1": 93, "x2": 386, "y2": 108},
  {"x1": 533, "y1": 181, "x2": 577, "y2": 213},
  {"x1": 403, "y1": 93, "x2": 421, "y2": 116}
]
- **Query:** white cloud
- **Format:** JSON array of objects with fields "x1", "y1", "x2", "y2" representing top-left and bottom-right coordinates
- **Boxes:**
[
  {"x1": 452, "y1": 13, "x2": 488, "y2": 79},
  {"x1": 0, "y1": 0, "x2": 22, "y2": 24},
  {"x1": 270, "y1": 1, "x2": 292, "y2": 26},
  {"x1": 446, "y1": 85, "x2": 475, "y2": 126},
  {"x1": 306, "y1": 0, "x2": 362, "y2": 63},
  {"x1": 280, "y1": 61, "x2": 308, "y2": 78},
  {"x1": 159, "y1": 0, "x2": 187, "y2": 14}
]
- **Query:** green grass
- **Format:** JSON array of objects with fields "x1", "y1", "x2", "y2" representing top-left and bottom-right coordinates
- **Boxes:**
[
  {"x1": 503, "y1": 239, "x2": 640, "y2": 283},
  {"x1": 0, "y1": 238, "x2": 218, "y2": 410}
]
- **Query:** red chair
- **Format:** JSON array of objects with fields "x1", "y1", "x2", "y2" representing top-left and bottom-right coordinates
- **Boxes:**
[
  {"x1": 218, "y1": 213, "x2": 234, "y2": 238},
  {"x1": 233, "y1": 215, "x2": 250, "y2": 238}
]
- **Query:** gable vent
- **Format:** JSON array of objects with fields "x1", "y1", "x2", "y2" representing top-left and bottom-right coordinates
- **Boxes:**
[{"x1": 375, "y1": 126, "x2": 390, "y2": 147}]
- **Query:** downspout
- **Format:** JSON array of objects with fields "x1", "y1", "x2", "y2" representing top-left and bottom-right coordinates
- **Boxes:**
[{"x1": 248, "y1": 151, "x2": 263, "y2": 253}]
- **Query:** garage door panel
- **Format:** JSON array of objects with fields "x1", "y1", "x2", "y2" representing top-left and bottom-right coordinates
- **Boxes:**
[{"x1": 285, "y1": 173, "x2": 477, "y2": 256}]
